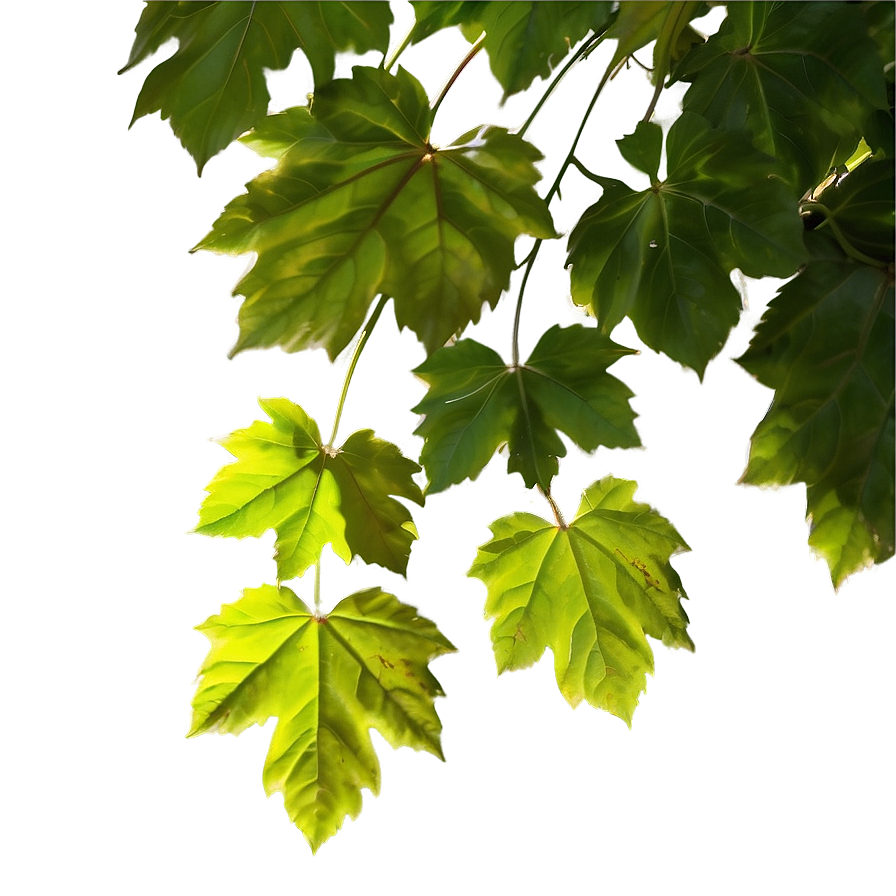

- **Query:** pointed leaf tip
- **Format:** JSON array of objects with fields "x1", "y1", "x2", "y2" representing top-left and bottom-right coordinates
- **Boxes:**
[
  {"x1": 469, "y1": 476, "x2": 692, "y2": 722},
  {"x1": 190, "y1": 584, "x2": 453, "y2": 849}
]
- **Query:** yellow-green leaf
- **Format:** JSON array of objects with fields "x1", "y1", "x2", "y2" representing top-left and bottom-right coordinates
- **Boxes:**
[
  {"x1": 190, "y1": 585, "x2": 455, "y2": 852},
  {"x1": 469, "y1": 477, "x2": 692, "y2": 725}
]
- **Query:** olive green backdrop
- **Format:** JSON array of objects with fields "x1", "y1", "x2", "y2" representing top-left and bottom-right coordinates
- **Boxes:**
[{"x1": 2, "y1": 3, "x2": 894, "y2": 894}]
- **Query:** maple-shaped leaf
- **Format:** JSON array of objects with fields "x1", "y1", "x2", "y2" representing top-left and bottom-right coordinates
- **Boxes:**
[
  {"x1": 195, "y1": 65, "x2": 556, "y2": 359},
  {"x1": 412, "y1": 325, "x2": 640, "y2": 493},
  {"x1": 567, "y1": 113, "x2": 806, "y2": 377},
  {"x1": 411, "y1": 2, "x2": 613, "y2": 102},
  {"x1": 674, "y1": 1, "x2": 888, "y2": 194},
  {"x1": 120, "y1": 1, "x2": 393, "y2": 173},
  {"x1": 190, "y1": 584, "x2": 455, "y2": 852},
  {"x1": 468, "y1": 477, "x2": 692, "y2": 725},
  {"x1": 195, "y1": 398, "x2": 423, "y2": 579},
  {"x1": 738, "y1": 232, "x2": 895, "y2": 587}
]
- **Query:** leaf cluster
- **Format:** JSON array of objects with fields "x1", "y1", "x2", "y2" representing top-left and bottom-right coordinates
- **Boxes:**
[{"x1": 122, "y1": 0, "x2": 894, "y2": 851}]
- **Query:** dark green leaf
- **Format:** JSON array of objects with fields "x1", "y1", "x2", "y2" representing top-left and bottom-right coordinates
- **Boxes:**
[
  {"x1": 811, "y1": 159, "x2": 895, "y2": 264},
  {"x1": 616, "y1": 120, "x2": 662, "y2": 182},
  {"x1": 411, "y1": 2, "x2": 612, "y2": 101},
  {"x1": 196, "y1": 66, "x2": 556, "y2": 358},
  {"x1": 738, "y1": 232, "x2": 895, "y2": 586},
  {"x1": 468, "y1": 477, "x2": 692, "y2": 725},
  {"x1": 675, "y1": 1, "x2": 889, "y2": 193},
  {"x1": 413, "y1": 325, "x2": 640, "y2": 492},
  {"x1": 195, "y1": 398, "x2": 423, "y2": 579},
  {"x1": 121, "y1": 1, "x2": 393, "y2": 173},
  {"x1": 190, "y1": 584, "x2": 455, "y2": 852},
  {"x1": 568, "y1": 112, "x2": 806, "y2": 376}
]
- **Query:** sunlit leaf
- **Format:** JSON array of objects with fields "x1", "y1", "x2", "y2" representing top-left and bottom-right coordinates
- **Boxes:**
[
  {"x1": 120, "y1": 1, "x2": 393, "y2": 173},
  {"x1": 190, "y1": 584, "x2": 455, "y2": 852},
  {"x1": 738, "y1": 232, "x2": 895, "y2": 586},
  {"x1": 413, "y1": 325, "x2": 640, "y2": 492},
  {"x1": 469, "y1": 477, "x2": 692, "y2": 724},
  {"x1": 195, "y1": 398, "x2": 423, "y2": 579},
  {"x1": 567, "y1": 112, "x2": 806, "y2": 376},
  {"x1": 195, "y1": 66, "x2": 556, "y2": 358},
  {"x1": 675, "y1": 1, "x2": 888, "y2": 193}
]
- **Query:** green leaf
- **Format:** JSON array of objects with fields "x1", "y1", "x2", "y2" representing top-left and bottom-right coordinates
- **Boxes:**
[
  {"x1": 195, "y1": 66, "x2": 556, "y2": 359},
  {"x1": 810, "y1": 159, "x2": 895, "y2": 264},
  {"x1": 412, "y1": 325, "x2": 640, "y2": 493},
  {"x1": 468, "y1": 477, "x2": 692, "y2": 725},
  {"x1": 195, "y1": 398, "x2": 424, "y2": 579},
  {"x1": 675, "y1": 1, "x2": 889, "y2": 193},
  {"x1": 120, "y1": 1, "x2": 393, "y2": 173},
  {"x1": 567, "y1": 112, "x2": 806, "y2": 376},
  {"x1": 738, "y1": 232, "x2": 895, "y2": 586},
  {"x1": 190, "y1": 584, "x2": 455, "y2": 852},
  {"x1": 410, "y1": 3, "x2": 612, "y2": 101}
]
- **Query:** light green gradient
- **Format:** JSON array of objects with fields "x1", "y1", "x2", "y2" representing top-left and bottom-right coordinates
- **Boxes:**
[{"x1": 2, "y1": 3, "x2": 894, "y2": 894}]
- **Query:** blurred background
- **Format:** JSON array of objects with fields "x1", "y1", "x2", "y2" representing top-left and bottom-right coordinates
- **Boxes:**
[{"x1": 3, "y1": 2, "x2": 893, "y2": 893}]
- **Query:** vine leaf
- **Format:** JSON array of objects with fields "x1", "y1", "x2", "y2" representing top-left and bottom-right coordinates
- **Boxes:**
[
  {"x1": 674, "y1": 1, "x2": 888, "y2": 193},
  {"x1": 189, "y1": 584, "x2": 455, "y2": 853},
  {"x1": 195, "y1": 398, "x2": 423, "y2": 580},
  {"x1": 413, "y1": 325, "x2": 640, "y2": 493},
  {"x1": 738, "y1": 232, "x2": 895, "y2": 587},
  {"x1": 567, "y1": 112, "x2": 806, "y2": 377},
  {"x1": 468, "y1": 477, "x2": 692, "y2": 725},
  {"x1": 809, "y1": 159, "x2": 895, "y2": 264},
  {"x1": 195, "y1": 65, "x2": 556, "y2": 359},
  {"x1": 119, "y1": 1, "x2": 393, "y2": 173},
  {"x1": 411, "y1": 2, "x2": 613, "y2": 102}
]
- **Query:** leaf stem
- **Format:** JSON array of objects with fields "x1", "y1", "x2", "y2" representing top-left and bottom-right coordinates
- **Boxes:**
[
  {"x1": 800, "y1": 201, "x2": 889, "y2": 269},
  {"x1": 539, "y1": 486, "x2": 568, "y2": 529},
  {"x1": 314, "y1": 561, "x2": 322, "y2": 615},
  {"x1": 511, "y1": 240, "x2": 541, "y2": 366},
  {"x1": 383, "y1": 21, "x2": 415, "y2": 72},
  {"x1": 544, "y1": 56, "x2": 628, "y2": 205},
  {"x1": 431, "y1": 32, "x2": 486, "y2": 118},
  {"x1": 517, "y1": 30, "x2": 605, "y2": 139},
  {"x1": 328, "y1": 295, "x2": 389, "y2": 446}
]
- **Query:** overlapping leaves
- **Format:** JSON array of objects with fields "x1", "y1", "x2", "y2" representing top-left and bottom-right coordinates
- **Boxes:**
[
  {"x1": 674, "y1": 1, "x2": 889, "y2": 193},
  {"x1": 120, "y1": 1, "x2": 393, "y2": 173},
  {"x1": 195, "y1": 398, "x2": 423, "y2": 579},
  {"x1": 806, "y1": 158, "x2": 895, "y2": 264},
  {"x1": 190, "y1": 584, "x2": 455, "y2": 852},
  {"x1": 738, "y1": 230, "x2": 895, "y2": 586},
  {"x1": 413, "y1": 325, "x2": 640, "y2": 492},
  {"x1": 567, "y1": 113, "x2": 806, "y2": 376},
  {"x1": 410, "y1": 2, "x2": 613, "y2": 101},
  {"x1": 195, "y1": 65, "x2": 556, "y2": 359},
  {"x1": 469, "y1": 477, "x2": 692, "y2": 725}
]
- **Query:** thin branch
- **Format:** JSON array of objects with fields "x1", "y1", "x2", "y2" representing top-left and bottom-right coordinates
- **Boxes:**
[
  {"x1": 383, "y1": 21, "x2": 414, "y2": 72},
  {"x1": 511, "y1": 240, "x2": 542, "y2": 366},
  {"x1": 328, "y1": 295, "x2": 389, "y2": 446},
  {"x1": 518, "y1": 30, "x2": 605, "y2": 139},
  {"x1": 431, "y1": 32, "x2": 486, "y2": 118},
  {"x1": 544, "y1": 57, "x2": 628, "y2": 205}
]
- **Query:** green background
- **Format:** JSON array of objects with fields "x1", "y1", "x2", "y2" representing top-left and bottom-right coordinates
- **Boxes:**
[{"x1": 4, "y1": 2, "x2": 893, "y2": 893}]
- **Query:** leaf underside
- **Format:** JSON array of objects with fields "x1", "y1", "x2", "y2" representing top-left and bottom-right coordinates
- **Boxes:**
[
  {"x1": 469, "y1": 476, "x2": 692, "y2": 726},
  {"x1": 195, "y1": 398, "x2": 424, "y2": 580},
  {"x1": 567, "y1": 112, "x2": 806, "y2": 376},
  {"x1": 413, "y1": 324, "x2": 640, "y2": 492},
  {"x1": 190, "y1": 585, "x2": 455, "y2": 852},
  {"x1": 738, "y1": 230, "x2": 895, "y2": 587},
  {"x1": 195, "y1": 65, "x2": 556, "y2": 359}
]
